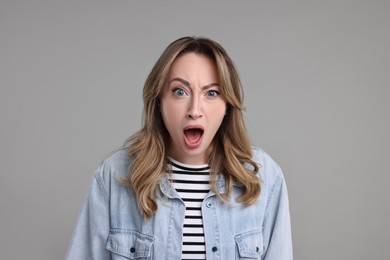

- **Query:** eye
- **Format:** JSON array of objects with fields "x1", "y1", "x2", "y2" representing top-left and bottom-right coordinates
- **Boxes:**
[
  {"x1": 206, "y1": 90, "x2": 219, "y2": 97},
  {"x1": 173, "y1": 88, "x2": 187, "y2": 96}
]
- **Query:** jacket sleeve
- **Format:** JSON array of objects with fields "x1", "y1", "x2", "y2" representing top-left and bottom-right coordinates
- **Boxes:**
[
  {"x1": 262, "y1": 171, "x2": 293, "y2": 260},
  {"x1": 65, "y1": 167, "x2": 111, "y2": 260}
]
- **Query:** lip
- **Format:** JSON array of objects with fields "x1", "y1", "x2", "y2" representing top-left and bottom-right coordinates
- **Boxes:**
[
  {"x1": 183, "y1": 125, "x2": 204, "y2": 131},
  {"x1": 183, "y1": 125, "x2": 204, "y2": 149}
]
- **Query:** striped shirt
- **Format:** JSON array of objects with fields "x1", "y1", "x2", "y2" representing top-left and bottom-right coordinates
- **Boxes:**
[{"x1": 168, "y1": 159, "x2": 211, "y2": 260}]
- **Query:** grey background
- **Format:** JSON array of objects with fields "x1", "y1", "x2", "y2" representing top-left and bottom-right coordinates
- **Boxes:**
[{"x1": 1, "y1": 0, "x2": 389, "y2": 259}]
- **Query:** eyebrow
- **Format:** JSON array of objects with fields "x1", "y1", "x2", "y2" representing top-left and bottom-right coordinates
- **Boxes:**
[{"x1": 169, "y1": 77, "x2": 220, "y2": 90}]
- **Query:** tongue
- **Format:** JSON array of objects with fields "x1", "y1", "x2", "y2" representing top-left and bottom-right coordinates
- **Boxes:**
[{"x1": 185, "y1": 129, "x2": 203, "y2": 143}]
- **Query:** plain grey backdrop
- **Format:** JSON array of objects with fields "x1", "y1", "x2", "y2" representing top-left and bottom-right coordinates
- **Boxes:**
[{"x1": 1, "y1": 0, "x2": 389, "y2": 259}]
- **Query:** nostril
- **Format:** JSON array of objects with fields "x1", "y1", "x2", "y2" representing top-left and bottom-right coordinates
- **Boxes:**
[{"x1": 187, "y1": 112, "x2": 202, "y2": 119}]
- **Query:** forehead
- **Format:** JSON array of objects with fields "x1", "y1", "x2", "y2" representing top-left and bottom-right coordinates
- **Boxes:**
[{"x1": 168, "y1": 52, "x2": 219, "y2": 81}]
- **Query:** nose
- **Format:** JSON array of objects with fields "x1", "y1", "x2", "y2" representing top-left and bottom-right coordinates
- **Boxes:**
[{"x1": 187, "y1": 96, "x2": 203, "y2": 119}]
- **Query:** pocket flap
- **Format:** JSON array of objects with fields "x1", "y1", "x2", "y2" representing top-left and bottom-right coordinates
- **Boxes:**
[
  {"x1": 106, "y1": 229, "x2": 154, "y2": 258},
  {"x1": 235, "y1": 229, "x2": 263, "y2": 258}
]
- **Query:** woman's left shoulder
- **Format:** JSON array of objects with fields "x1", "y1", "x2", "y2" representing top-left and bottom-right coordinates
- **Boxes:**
[{"x1": 250, "y1": 146, "x2": 284, "y2": 181}]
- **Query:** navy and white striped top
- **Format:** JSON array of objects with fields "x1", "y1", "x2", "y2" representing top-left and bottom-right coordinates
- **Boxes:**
[{"x1": 168, "y1": 159, "x2": 211, "y2": 260}]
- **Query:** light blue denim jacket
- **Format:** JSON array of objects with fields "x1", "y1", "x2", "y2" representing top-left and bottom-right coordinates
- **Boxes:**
[{"x1": 66, "y1": 147, "x2": 292, "y2": 259}]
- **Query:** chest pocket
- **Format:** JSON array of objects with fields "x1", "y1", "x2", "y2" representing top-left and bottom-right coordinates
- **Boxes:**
[
  {"x1": 106, "y1": 229, "x2": 154, "y2": 259},
  {"x1": 234, "y1": 229, "x2": 263, "y2": 259}
]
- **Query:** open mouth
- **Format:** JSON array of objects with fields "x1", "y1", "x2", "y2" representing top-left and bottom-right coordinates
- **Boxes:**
[{"x1": 183, "y1": 126, "x2": 204, "y2": 147}]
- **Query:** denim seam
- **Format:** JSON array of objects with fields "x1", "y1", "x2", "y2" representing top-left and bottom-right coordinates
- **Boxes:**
[
  {"x1": 95, "y1": 173, "x2": 109, "y2": 204},
  {"x1": 265, "y1": 175, "x2": 282, "y2": 211},
  {"x1": 211, "y1": 196, "x2": 221, "y2": 259}
]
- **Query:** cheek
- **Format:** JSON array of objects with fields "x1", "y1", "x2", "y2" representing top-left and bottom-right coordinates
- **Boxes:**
[
  {"x1": 160, "y1": 103, "x2": 180, "y2": 131},
  {"x1": 209, "y1": 102, "x2": 226, "y2": 118},
  {"x1": 209, "y1": 105, "x2": 227, "y2": 129}
]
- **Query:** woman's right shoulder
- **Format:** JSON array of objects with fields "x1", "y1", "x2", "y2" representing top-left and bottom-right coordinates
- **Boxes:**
[{"x1": 94, "y1": 147, "x2": 132, "y2": 185}]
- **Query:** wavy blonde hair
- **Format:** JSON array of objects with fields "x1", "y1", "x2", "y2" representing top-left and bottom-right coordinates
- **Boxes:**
[{"x1": 123, "y1": 37, "x2": 261, "y2": 218}]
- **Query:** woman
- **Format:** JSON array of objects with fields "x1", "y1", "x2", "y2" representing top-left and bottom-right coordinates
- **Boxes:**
[{"x1": 66, "y1": 37, "x2": 292, "y2": 259}]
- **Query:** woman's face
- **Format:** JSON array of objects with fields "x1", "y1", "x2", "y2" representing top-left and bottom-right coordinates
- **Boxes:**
[{"x1": 160, "y1": 52, "x2": 227, "y2": 164}]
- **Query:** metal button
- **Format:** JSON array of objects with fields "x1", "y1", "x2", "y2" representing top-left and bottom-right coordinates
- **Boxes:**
[
  {"x1": 212, "y1": 246, "x2": 218, "y2": 252},
  {"x1": 206, "y1": 202, "x2": 212, "y2": 208},
  {"x1": 130, "y1": 247, "x2": 136, "y2": 253}
]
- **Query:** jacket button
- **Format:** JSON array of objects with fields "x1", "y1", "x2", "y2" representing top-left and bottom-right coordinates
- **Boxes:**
[
  {"x1": 212, "y1": 246, "x2": 218, "y2": 252},
  {"x1": 130, "y1": 247, "x2": 136, "y2": 253},
  {"x1": 206, "y1": 202, "x2": 212, "y2": 208}
]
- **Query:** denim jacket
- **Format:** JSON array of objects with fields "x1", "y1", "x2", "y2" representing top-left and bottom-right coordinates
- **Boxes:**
[{"x1": 66, "y1": 147, "x2": 292, "y2": 259}]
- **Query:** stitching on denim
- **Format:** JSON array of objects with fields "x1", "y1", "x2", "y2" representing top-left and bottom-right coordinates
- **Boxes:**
[
  {"x1": 234, "y1": 229, "x2": 262, "y2": 257},
  {"x1": 107, "y1": 230, "x2": 153, "y2": 258},
  {"x1": 265, "y1": 175, "x2": 282, "y2": 210},
  {"x1": 95, "y1": 171, "x2": 109, "y2": 204},
  {"x1": 210, "y1": 196, "x2": 221, "y2": 258}
]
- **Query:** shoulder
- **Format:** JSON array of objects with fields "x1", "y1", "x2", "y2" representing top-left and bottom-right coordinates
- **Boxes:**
[
  {"x1": 94, "y1": 147, "x2": 131, "y2": 186},
  {"x1": 250, "y1": 146, "x2": 284, "y2": 184}
]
